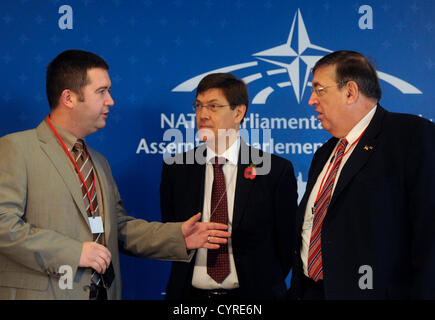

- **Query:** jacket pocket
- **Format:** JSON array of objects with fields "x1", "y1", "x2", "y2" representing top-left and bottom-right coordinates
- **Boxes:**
[{"x1": 0, "y1": 271, "x2": 49, "y2": 291}]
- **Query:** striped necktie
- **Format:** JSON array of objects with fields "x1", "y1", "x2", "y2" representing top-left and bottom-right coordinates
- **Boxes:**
[
  {"x1": 72, "y1": 140, "x2": 103, "y2": 243},
  {"x1": 308, "y1": 139, "x2": 348, "y2": 281},
  {"x1": 207, "y1": 156, "x2": 230, "y2": 283}
]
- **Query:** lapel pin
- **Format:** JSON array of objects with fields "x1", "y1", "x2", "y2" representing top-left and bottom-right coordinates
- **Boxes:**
[
  {"x1": 244, "y1": 163, "x2": 257, "y2": 180},
  {"x1": 363, "y1": 145, "x2": 374, "y2": 151}
]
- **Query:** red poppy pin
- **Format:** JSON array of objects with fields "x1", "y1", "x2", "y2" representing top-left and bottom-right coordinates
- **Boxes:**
[{"x1": 244, "y1": 163, "x2": 257, "y2": 180}]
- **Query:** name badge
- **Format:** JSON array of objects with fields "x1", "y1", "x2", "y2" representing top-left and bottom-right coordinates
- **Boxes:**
[{"x1": 88, "y1": 216, "x2": 104, "y2": 234}]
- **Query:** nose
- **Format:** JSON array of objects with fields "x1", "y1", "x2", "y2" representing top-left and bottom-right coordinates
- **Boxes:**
[
  {"x1": 106, "y1": 92, "x2": 115, "y2": 107},
  {"x1": 197, "y1": 106, "x2": 211, "y2": 120},
  {"x1": 308, "y1": 91, "x2": 317, "y2": 106}
]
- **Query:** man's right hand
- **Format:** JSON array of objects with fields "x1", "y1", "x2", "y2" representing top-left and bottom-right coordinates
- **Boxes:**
[{"x1": 78, "y1": 242, "x2": 112, "y2": 274}]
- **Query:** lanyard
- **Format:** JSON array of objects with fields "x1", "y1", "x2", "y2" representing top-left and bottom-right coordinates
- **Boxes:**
[
  {"x1": 314, "y1": 129, "x2": 366, "y2": 205},
  {"x1": 45, "y1": 115, "x2": 97, "y2": 215}
]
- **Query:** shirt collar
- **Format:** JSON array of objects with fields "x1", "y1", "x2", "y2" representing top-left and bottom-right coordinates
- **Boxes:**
[
  {"x1": 344, "y1": 104, "x2": 377, "y2": 145},
  {"x1": 206, "y1": 136, "x2": 240, "y2": 165}
]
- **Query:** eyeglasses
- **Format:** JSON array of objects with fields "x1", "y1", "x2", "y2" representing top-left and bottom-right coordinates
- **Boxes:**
[
  {"x1": 192, "y1": 103, "x2": 233, "y2": 112},
  {"x1": 311, "y1": 81, "x2": 347, "y2": 96}
]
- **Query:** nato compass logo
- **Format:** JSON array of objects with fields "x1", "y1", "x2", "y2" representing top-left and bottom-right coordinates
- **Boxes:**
[{"x1": 172, "y1": 9, "x2": 422, "y2": 104}]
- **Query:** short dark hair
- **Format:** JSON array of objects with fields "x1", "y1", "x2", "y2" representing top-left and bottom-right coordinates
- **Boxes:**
[
  {"x1": 46, "y1": 49, "x2": 109, "y2": 110},
  {"x1": 313, "y1": 50, "x2": 382, "y2": 101},
  {"x1": 196, "y1": 73, "x2": 249, "y2": 118}
]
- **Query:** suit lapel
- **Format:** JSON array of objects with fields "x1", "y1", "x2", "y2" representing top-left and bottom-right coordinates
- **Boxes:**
[
  {"x1": 305, "y1": 138, "x2": 338, "y2": 204},
  {"x1": 190, "y1": 146, "x2": 206, "y2": 219},
  {"x1": 88, "y1": 149, "x2": 112, "y2": 242},
  {"x1": 232, "y1": 141, "x2": 256, "y2": 232},
  {"x1": 329, "y1": 106, "x2": 385, "y2": 209},
  {"x1": 36, "y1": 121, "x2": 91, "y2": 228}
]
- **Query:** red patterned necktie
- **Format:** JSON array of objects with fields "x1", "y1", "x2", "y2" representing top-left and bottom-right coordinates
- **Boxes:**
[
  {"x1": 308, "y1": 139, "x2": 348, "y2": 281},
  {"x1": 207, "y1": 156, "x2": 230, "y2": 283}
]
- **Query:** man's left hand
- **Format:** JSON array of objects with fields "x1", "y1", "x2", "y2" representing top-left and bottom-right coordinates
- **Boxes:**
[{"x1": 181, "y1": 212, "x2": 231, "y2": 249}]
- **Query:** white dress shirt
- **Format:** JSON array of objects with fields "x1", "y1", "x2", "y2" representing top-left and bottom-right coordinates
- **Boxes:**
[
  {"x1": 301, "y1": 105, "x2": 377, "y2": 276},
  {"x1": 191, "y1": 138, "x2": 240, "y2": 290}
]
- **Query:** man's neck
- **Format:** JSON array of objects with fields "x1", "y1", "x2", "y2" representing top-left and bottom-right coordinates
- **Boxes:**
[
  {"x1": 206, "y1": 136, "x2": 240, "y2": 165},
  {"x1": 208, "y1": 134, "x2": 239, "y2": 155},
  {"x1": 338, "y1": 101, "x2": 377, "y2": 138},
  {"x1": 50, "y1": 111, "x2": 84, "y2": 139}
]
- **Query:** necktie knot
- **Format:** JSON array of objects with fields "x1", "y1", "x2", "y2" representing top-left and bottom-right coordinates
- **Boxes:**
[
  {"x1": 212, "y1": 157, "x2": 226, "y2": 169},
  {"x1": 337, "y1": 138, "x2": 348, "y2": 154},
  {"x1": 73, "y1": 139, "x2": 85, "y2": 153}
]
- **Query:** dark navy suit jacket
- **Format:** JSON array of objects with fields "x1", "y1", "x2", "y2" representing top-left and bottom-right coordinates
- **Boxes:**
[
  {"x1": 290, "y1": 105, "x2": 435, "y2": 299},
  {"x1": 161, "y1": 141, "x2": 298, "y2": 300}
]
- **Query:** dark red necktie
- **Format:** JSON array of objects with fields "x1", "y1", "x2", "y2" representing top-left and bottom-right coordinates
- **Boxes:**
[
  {"x1": 308, "y1": 139, "x2": 348, "y2": 281},
  {"x1": 207, "y1": 157, "x2": 230, "y2": 283}
]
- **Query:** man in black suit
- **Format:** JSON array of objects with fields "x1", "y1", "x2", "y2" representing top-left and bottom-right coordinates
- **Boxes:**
[
  {"x1": 161, "y1": 73, "x2": 298, "y2": 300},
  {"x1": 290, "y1": 50, "x2": 435, "y2": 299}
]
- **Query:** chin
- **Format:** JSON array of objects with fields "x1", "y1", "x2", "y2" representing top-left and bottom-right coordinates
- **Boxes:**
[
  {"x1": 98, "y1": 121, "x2": 107, "y2": 129},
  {"x1": 200, "y1": 135, "x2": 208, "y2": 142},
  {"x1": 197, "y1": 128, "x2": 215, "y2": 143}
]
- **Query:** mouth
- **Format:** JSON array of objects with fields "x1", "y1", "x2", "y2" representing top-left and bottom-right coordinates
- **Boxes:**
[
  {"x1": 315, "y1": 110, "x2": 323, "y2": 120},
  {"x1": 198, "y1": 125, "x2": 213, "y2": 130}
]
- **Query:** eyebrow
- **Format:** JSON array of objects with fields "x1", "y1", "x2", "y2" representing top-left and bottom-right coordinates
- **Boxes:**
[
  {"x1": 95, "y1": 85, "x2": 111, "y2": 92},
  {"x1": 195, "y1": 98, "x2": 221, "y2": 104}
]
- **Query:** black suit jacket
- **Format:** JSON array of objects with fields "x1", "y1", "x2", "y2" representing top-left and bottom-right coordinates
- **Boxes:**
[
  {"x1": 290, "y1": 105, "x2": 435, "y2": 299},
  {"x1": 160, "y1": 141, "x2": 298, "y2": 300}
]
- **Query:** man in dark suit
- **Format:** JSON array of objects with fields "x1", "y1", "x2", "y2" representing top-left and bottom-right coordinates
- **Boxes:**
[
  {"x1": 290, "y1": 50, "x2": 435, "y2": 299},
  {"x1": 161, "y1": 73, "x2": 298, "y2": 300}
]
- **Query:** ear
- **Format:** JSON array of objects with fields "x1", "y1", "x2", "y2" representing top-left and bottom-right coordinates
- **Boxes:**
[
  {"x1": 59, "y1": 89, "x2": 76, "y2": 110},
  {"x1": 345, "y1": 81, "x2": 359, "y2": 104},
  {"x1": 234, "y1": 104, "x2": 247, "y2": 124}
]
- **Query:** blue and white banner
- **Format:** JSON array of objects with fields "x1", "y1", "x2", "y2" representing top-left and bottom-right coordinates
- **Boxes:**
[{"x1": 0, "y1": 0, "x2": 433, "y2": 299}]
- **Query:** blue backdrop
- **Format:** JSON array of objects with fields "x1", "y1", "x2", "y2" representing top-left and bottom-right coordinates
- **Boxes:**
[{"x1": 0, "y1": 0, "x2": 433, "y2": 299}]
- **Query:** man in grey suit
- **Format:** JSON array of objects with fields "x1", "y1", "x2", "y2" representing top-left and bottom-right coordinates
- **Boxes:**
[{"x1": 0, "y1": 49, "x2": 230, "y2": 300}]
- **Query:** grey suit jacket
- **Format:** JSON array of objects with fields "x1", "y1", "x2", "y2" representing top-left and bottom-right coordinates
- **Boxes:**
[{"x1": 0, "y1": 120, "x2": 191, "y2": 299}]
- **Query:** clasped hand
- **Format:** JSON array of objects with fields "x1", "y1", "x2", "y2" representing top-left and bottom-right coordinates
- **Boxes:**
[{"x1": 79, "y1": 242, "x2": 112, "y2": 274}]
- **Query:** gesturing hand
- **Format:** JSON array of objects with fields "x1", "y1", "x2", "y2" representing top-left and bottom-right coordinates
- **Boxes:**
[
  {"x1": 181, "y1": 212, "x2": 231, "y2": 250},
  {"x1": 78, "y1": 242, "x2": 112, "y2": 274}
]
